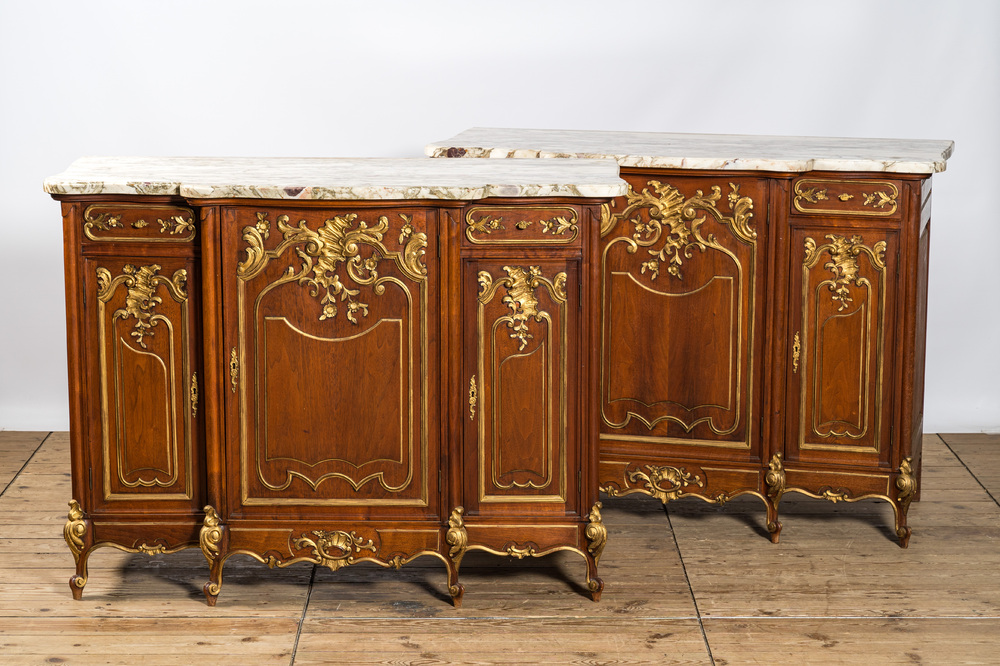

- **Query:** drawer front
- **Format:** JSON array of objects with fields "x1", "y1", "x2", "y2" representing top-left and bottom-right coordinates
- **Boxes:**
[
  {"x1": 464, "y1": 205, "x2": 581, "y2": 245},
  {"x1": 792, "y1": 178, "x2": 902, "y2": 218},
  {"x1": 83, "y1": 203, "x2": 196, "y2": 243}
]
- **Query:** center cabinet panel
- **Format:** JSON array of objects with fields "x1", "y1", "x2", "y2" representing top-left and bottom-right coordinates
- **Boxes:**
[
  {"x1": 463, "y1": 258, "x2": 581, "y2": 518},
  {"x1": 598, "y1": 173, "x2": 768, "y2": 462},
  {"x1": 221, "y1": 206, "x2": 440, "y2": 520}
]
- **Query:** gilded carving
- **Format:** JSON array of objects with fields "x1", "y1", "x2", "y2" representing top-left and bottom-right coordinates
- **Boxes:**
[
  {"x1": 804, "y1": 234, "x2": 887, "y2": 311},
  {"x1": 468, "y1": 213, "x2": 504, "y2": 235},
  {"x1": 190, "y1": 372, "x2": 198, "y2": 418},
  {"x1": 137, "y1": 543, "x2": 167, "y2": 555},
  {"x1": 157, "y1": 214, "x2": 196, "y2": 236},
  {"x1": 469, "y1": 375, "x2": 477, "y2": 421},
  {"x1": 797, "y1": 186, "x2": 829, "y2": 204},
  {"x1": 445, "y1": 507, "x2": 468, "y2": 565},
  {"x1": 64, "y1": 499, "x2": 87, "y2": 559},
  {"x1": 293, "y1": 530, "x2": 377, "y2": 572},
  {"x1": 477, "y1": 271, "x2": 493, "y2": 297},
  {"x1": 239, "y1": 212, "x2": 427, "y2": 323},
  {"x1": 494, "y1": 265, "x2": 568, "y2": 352},
  {"x1": 229, "y1": 347, "x2": 238, "y2": 393},
  {"x1": 502, "y1": 265, "x2": 542, "y2": 350},
  {"x1": 83, "y1": 205, "x2": 197, "y2": 241},
  {"x1": 585, "y1": 502, "x2": 608, "y2": 566},
  {"x1": 863, "y1": 190, "x2": 896, "y2": 210},
  {"x1": 600, "y1": 181, "x2": 755, "y2": 279},
  {"x1": 792, "y1": 333, "x2": 801, "y2": 374},
  {"x1": 97, "y1": 264, "x2": 188, "y2": 349},
  {"x1": 199, "y1": 506, "x2": 222, "y2": 565},
  {"x1": 820, "y1": 488, "x2": 850, "y2": 503},
  {"x1": 538, "y1": 215, "x2": 577, "y2": 236},
  {"x1": 794, "y1": 179, "x2": 898, "y2": 216},
  {"x1": 84, "y1": 209, "x2": 123, "y2": 232},
  {"x1": 627, "y1": 464, "x2": 704, "y2": 503},
  {"x1": 504, "y1": 544, "x2": 537, "y2": 559},
  {"x1": 895, "y1": 457, "x2": 917, "y2": 514},
  {"x1": 764, "y1": 453, "x2": 786, "y2": 501}
]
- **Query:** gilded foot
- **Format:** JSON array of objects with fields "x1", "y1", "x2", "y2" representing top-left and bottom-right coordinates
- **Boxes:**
[
  {"x1": 896, "y1": 525, "x2": 911, "y2": 549},
  {"x1": 64, "y1": 500, "x2": 91, "y2": 600}
]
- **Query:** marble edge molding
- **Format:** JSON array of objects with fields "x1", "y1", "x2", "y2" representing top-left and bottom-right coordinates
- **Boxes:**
[
  {"x1": 423, "y1": 144, "x2": 951, "y2": 174},
  {"x1": 42, "y1": 180, "x2": 627, "y2": 200},
  {"x1": 424, "y1": 130, "x2": 955, "y2": 174},
  {"x1": 42, "y1": 157, "x2": 628, "y2": 199}
]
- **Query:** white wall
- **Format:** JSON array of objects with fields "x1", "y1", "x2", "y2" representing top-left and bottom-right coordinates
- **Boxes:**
[{"x1": 1, "y1": 0, "x2": 997, "y2": 432}]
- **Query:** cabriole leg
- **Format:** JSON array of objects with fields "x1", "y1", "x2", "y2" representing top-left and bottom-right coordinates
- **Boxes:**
[
  {"x1": 199, "y1": 505, "x2": 226, "y2": 606},
  {"x1": 63, "y1": 500, "x2": 91, "y2": 600}
]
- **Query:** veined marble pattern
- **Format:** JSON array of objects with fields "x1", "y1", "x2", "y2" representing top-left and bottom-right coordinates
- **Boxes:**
[
  {"x1": 425, "y1": 128, "x2": 955, "y2": 174},
  {"x1": 44, "y1": 157, "x2": 627, "y2": 200}
]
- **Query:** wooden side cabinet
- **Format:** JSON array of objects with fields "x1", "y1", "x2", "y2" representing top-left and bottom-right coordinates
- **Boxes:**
[
  {"x1": 426, "y1": 129, "x2": 951, "y2": 548},
  {"x1": 61, "y1": 201, "x2": 206, "y2": 599},
  {"x1": 49, "y1": 158, "x2": 623, "y2": 604}
]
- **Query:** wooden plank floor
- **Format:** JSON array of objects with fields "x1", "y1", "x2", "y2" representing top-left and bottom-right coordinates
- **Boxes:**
[{"x1": 0, "y1": 432, "x2": 997, "y2": 664}]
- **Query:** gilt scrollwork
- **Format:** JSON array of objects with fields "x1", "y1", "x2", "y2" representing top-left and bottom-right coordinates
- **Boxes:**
[
  {"x1": 488, "y1": 265, "x2": 569, "y2": 351},
  {"x1": 503, "y1": 544, "x2": 538, "y2": 559},
  {"x1": 585, "y1": 502, "x2": 608, "y2": 567},
  {"x1": 468, "y1": 375, "x2": 477, "y2": 421},
  {"x1": 445, "y1": 507, "x2": 468, "y2": 565},
  {"x1": 238, "y1": 211, "x2": 427, "y2": 324},
  {"x1": 804, "y1": 234, "x2": 887, "y2": 311},
  {"x1": 820, "y1": 488, "x2": 850, "y2": 503},
  {"x1": 599, "y1": 181, "x2": 755, "y2": 279},
  {"x1": 293, "y1": 529, "x2": 377, "y2": 572},
  {"x1": 792, "y1": 333, "x2": 801, "y2": 374},
  {"x1": 199, "y1": 505, "x2": 222, "y2": 565},
  {"x1": 627, "y1": 464, "x2": 704, "y2": 503},
  {"x1": 190, "y1": 372, "x2": 198, "y2": 418},
  {"x1": 229, "y1": 347, "x2": 238, "y2": 393},
  {"x1": 764, "y1": 453, "x2": 786, "y2": 502},
  {"x1": 895, "y1": 457, "x2": 917, "y2": 514},
  {"x1": 96, "y1": 264, "x2": 188, "y2": 349},
  {"x1": 64, "y1": 499, "x2": 87, "y2": 559}
]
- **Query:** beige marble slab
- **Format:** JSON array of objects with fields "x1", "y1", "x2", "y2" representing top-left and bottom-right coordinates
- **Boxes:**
[
  {"x1": 44, "y1": 156, "x2": 627, "y2": 200},
  {"x1": 426, "y1": 128, "x2": 955, "y2": 174}
]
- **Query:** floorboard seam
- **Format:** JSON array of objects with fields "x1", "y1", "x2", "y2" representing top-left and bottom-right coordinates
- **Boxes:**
[
  {"x1": 0, "y1": 432, "x2": 52, "y2": 499},
  {"x1": 665, "y1": 507, "x2": 715, "y2": 666},
  {"x1": 289, "y1": 564, "x2": 316, "y2": 664},
  {"x1": 938, "y1": 434, "x2": 1000, "y2": 507}
]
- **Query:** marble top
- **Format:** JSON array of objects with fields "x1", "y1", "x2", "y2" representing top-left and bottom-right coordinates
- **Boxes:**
[
  {"x1": 426, "y1": 128, "x2": 955, "y2": 174},
  {"x1": 44, "y1": 156, "x2": 627, "y2": 200}
]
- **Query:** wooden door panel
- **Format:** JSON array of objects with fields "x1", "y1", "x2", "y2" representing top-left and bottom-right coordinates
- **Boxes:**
[
  {"x1": 785, "y1": 223, "x2": 897, "y2": 466},
  {"x1": 464, "y1": 259, "x2": 579, "y2": 516},
  {"x1": 599, "y1": 175, "x2": 765, "y2": 457},
  {"x1": 224, "y1": 207, "x2": 437, "y2": 513},
  {"x1": 85, "y1": 256, "x2": 201, "y2": 508}
]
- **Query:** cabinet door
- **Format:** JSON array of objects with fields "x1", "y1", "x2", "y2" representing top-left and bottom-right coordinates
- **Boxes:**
[
  {"x1": 463, "y1": 258, "x2": 581, "y2": 518},
  {"x1": 598, "y1": 175, "x2": 766, "y2": 459},
  {"x1": 784, "y1": 222, "x2": 898, "y2": 466},
  {"x1": 83, "y1": 255, "x2": 202, "y2": 512},
  {"x1": 223, "y1": 207, "x2": 439, "y2": 518}
]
